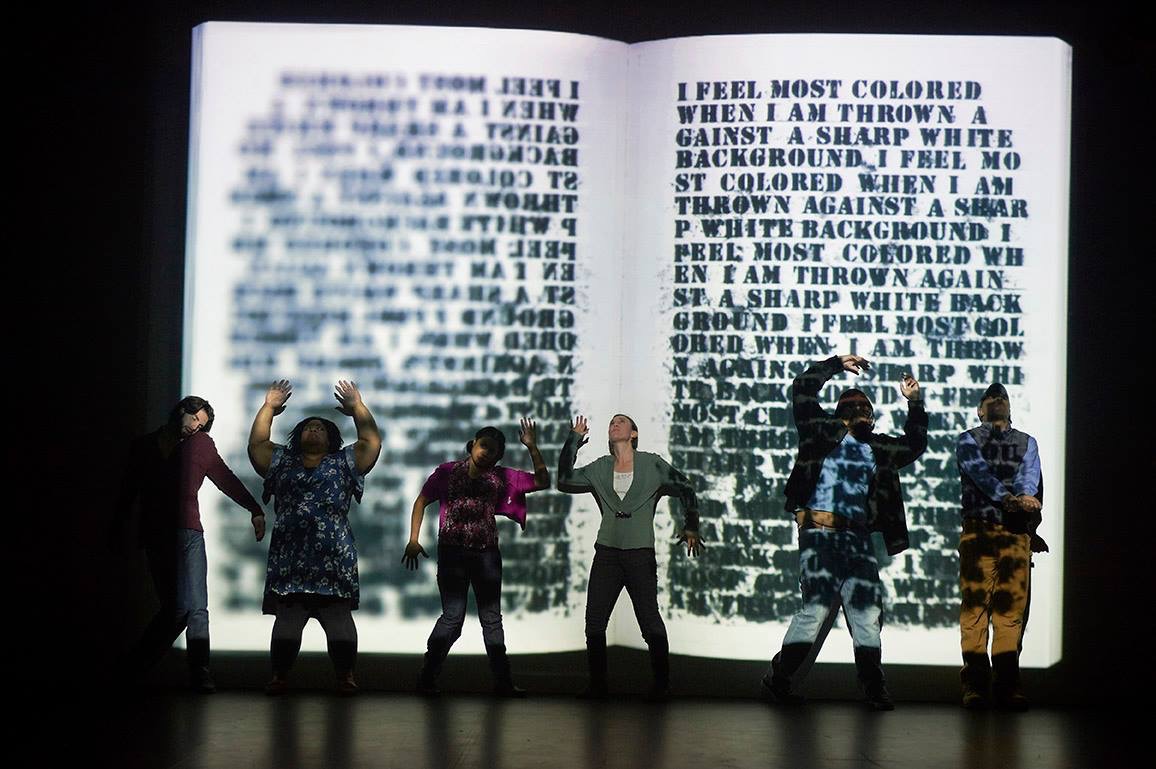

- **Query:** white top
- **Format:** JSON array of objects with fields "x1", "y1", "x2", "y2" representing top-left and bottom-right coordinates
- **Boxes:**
[{"x1": 612, "y1": 471, "x2": 634, "y2": 500}]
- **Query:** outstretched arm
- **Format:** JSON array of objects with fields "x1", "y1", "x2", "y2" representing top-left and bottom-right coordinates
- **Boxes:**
[
  {"x1": 402, "y1": 494, "x2": 431, "y2": 570},
  {"x1": 659, "y1": 460, "x2": 704, "y2": 557},
  {"x1": 334, "y1": 380, "x2": 382, "y2": 476},
  {"x1": 557, "y1": 416, "x2": 593, "y2": 493},
  {"x1": 891, "y1": 374, "x2": 928, "y2": 467},
  {"x1": 248, "y1": 380, "x2": 291, "y2": 478},
  {"x1": 196, "y1": 435, "x2": 267, "y2": 542},
  {"x1": 519, "y1": 417, "x2": 550, "y2": 491},
  {"x1": 792, "y1": 355, "x2": 865, "y2": 431}
]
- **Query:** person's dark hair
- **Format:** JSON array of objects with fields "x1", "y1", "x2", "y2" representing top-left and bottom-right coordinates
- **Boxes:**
[
  {"x1": 608, "y1": 413, "x2": 639, "y2": 454},
  {"x1": 287, "y1": 416, "x2": 343, "y2": 454},
  {"x1": 834, "y1": 389, "x2": 873, "y2": 420},
  {"x1": 465, "y1": 426, "x2": 506, "y2": 462},
  {"x1": 168, "y1": 396, "x2": 215, "y2": 433}
]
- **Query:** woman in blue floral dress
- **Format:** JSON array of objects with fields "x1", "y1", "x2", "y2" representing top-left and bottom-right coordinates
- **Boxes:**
[{"x1": 248, "y1": 379, "x2": 381, "y2": 694}]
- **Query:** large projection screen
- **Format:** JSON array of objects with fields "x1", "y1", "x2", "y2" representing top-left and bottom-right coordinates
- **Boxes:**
[{"x1": 185, "y1": 23, "x2": 1069, "y2": 666}]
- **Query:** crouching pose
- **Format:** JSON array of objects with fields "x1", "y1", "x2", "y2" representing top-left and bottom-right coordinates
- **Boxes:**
[
  {"x1": 559, "y1": 414, "x2": 702, "y2": 700},
  {"x1": 764, "y1": 355, "x2": 926, "y2": 711},
  {"x1": 248, "y1": 380, "x2": 381, "y2": 695},
  {"x1": 405, "y1": 420, "x2": 549, "y2": 696}
]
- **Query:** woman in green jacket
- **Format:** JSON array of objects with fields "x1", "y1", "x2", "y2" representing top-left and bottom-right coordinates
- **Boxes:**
[{"x1": 558, "y1": 414, "x2": 702, "y2": 699}]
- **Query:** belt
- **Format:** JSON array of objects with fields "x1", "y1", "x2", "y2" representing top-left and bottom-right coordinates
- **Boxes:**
[
  {"x1": 962, "y1": 517, "x2": 1028, "y2": 536},
  {"x1": 796, "y1": 509, "x2": 866, "y2": 533}
]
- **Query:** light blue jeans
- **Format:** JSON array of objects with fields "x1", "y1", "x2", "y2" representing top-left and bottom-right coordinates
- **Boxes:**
[
  {"x1": 781, "y1": 528, "x2": 883, "y2": 650},
  {"x1": 141, "y1": 529, "x2": 209, "y2": 648},
  {"x1": 175, "y1": 529, "x2": 209, "y2": 640}
]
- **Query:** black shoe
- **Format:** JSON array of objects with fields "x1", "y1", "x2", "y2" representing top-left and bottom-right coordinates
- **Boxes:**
[
  {"x1": 189, "y1": 667, "x2": 216, "y2": 694},
  {"x1": 760, "y1": 675, "x2": 804, "y2": 706},
  {"x1": 264, "y1": 676, "x2": 289, "y2": 696},
  {"x1": 994, "y1": 689, "x2": 1030, "y2": 711},
  {"x1": 864, "y1": 683, "x2": 895, "y2": 711},
  {"x1": 416, "y1": 673, "x2": 441, "y2": 697},
  {"x1": 991, "y1": 652, "x2": 1029, "y2": 711},
  {"x1": 644, "y1": 686, "x2": 670, "y2": 703},
  {"x1": 578, "y1": 683, "x2": 608, "y2": 700},
  {"x1": 493, "y1": 681, "x2": 528, "y2": 698},
  {"x1": 960, "y1": 652, "x2": 991, "y2": 710},
  {"x1": 336, "y1": 673, "x2": 359, "y2": 697},
  {"x1": 961, "y1": 685, "x2": 990, "y2": 710}
]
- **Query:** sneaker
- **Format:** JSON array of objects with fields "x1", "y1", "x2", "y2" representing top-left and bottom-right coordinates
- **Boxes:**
[
  {"x1": 760, "y1": 675, "x2": 804, "y2": 706},
  {"x1": 864, "y1": 683, "x2": 895, "y2": 711}
]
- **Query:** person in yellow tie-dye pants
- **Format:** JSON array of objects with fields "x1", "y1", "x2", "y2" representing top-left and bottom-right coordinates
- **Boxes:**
[{"x1": 956, "y1": 383, "x2": 1048, "y2": 711}]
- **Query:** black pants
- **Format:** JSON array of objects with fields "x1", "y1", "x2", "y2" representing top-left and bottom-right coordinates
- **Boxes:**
[
  {"x1": 585, "y1": 545, "x2": 669, "y2": 687},
  {"x1": 269, "y1": 594, "x2": 358, "y2": 676}
]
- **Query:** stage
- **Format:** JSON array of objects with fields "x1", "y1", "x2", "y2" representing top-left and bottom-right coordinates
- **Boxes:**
[{"x1": 56, "y1": 687, "x2": 1133, "y2": 769}]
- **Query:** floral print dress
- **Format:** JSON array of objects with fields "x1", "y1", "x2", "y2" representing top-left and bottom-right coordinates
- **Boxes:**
[{"x1": 261, "y1": 445, "x2": 364, "y2": 612}]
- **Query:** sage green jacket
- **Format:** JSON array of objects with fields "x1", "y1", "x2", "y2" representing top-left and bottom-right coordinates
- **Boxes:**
[{"x1": 557, "y1": 431, "x2": 699, "y2": 549}]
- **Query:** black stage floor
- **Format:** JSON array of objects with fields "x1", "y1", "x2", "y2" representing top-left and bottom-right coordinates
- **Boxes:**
[{"x1": 34, "y1": 688, "x2": 1138, "y2": 769}]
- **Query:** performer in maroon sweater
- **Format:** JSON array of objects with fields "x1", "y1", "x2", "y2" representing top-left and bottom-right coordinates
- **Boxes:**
[{"x1": 115, "y1": 396, "x2": 265, "y2": 691}]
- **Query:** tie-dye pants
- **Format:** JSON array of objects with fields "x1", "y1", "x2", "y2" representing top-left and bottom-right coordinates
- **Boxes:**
[{"x1": 959, "y1": 519, "x2": 1031, "y2": 658}]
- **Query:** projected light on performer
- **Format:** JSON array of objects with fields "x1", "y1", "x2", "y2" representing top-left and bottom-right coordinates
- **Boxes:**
[{"x1": 185, "y1": 23, "x2": 1069, "y2": 667}]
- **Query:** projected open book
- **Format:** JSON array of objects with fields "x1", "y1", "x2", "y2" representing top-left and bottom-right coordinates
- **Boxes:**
[{"x1": 185, "y1": 22, "x2": 1070, "y2": 665}]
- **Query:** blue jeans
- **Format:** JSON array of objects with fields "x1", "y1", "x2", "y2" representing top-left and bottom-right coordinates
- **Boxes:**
[
  {"x1": 136, "y1": 529, "x2": 209, "y2": 669},
  {"x1": 782, "y1": 528, "x2": 883, "y2": 648},
  {"x1": 428, "y1": 544, "x2": 505, "y2": 650},
  {"x1": 174, "y1": 529, "x2": 209, "y2": 640}
]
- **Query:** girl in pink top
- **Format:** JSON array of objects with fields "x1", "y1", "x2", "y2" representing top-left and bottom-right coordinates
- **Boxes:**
[{"x1": 404, "y1": 419, "x2": 549, "y2": 696}]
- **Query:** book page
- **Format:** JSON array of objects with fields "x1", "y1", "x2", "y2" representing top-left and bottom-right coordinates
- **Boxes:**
[
  {"x1": 624, "y1": 34, "x2": 1070, "y2": 666},
  {"x1": 185, "y1": 22, "x2": 627, "y2": 653}
]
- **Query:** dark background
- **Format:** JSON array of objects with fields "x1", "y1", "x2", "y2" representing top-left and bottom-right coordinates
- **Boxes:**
[{"x1": 20, "y1": 1, "x2": 1148, "y2": 702}]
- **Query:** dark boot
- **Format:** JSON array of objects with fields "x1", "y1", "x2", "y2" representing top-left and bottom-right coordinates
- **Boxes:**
[
  {"x1": 486, "y1": 643, "x2": 526, "y2": 697},
  {"x1": 960, "y1": 652, "x2": 991, "y2": 709},
  {"x1": 645, "y1": 636, "x2": 670, "y2": 701},
  {"x1": 186, "y1": 638, "x2": 216, "y2": 694},
  {"x1": 268, "y1": 637, "x2": 301, "y2": 695},
  {"x1": 418, "y1": 638, "x2": 450, "y2": 696},
  {"x1": 992, "y1": 652, "x2": 1029, "y2": 711},
  {"x1": 854, "y1": 646, "x2": 894, "y2": 711},
  {"x1": 580, "y1": 634, "x2": 609, "y2": 698},
  {"x1": 762, "y1": 642, "x2": 810, "y2": 705},
  {"x1": 328, "y1": 639, "x2": 358, "y2": 696},
  {"x1": 335, "y1": 671, "x2": 359, "y2": 697}
]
